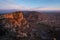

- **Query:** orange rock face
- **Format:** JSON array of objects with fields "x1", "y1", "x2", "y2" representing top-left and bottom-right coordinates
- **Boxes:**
[
  {"x1": 3, "y1": 14, "x2": 14, "y2": 19},
  {"x1": 1, "y1": 11, "x2": 29, "y2": 29}
]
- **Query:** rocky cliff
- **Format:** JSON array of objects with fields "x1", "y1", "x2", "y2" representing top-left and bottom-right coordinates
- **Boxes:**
[{"x1": 0, "y1": 11, "x2": 31, "y2": 40}]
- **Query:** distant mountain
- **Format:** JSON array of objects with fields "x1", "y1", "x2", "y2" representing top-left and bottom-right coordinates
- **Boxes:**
[
  {"x1": 45, "y1": 12, "x2": 60, "y2": 27},
  {"x1": 23, "y1": 11, "x2": 60, "y2": 27},
  {"x1": 0, "y1": 9, "x2": 19, "y2": 14}
]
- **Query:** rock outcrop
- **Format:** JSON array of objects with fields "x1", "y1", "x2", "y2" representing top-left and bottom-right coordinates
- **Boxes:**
[{"x1": 0, "y1": 11, "x2": 30, "y2": 39}]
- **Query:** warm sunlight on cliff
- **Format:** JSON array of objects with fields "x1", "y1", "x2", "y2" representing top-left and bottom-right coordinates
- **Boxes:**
[
  {"x1": 4, "y1": 14, "x2": 14, "y2": 19},
  {"x1": 2, "y1": 11, "x2": 28, "y2": 28}
]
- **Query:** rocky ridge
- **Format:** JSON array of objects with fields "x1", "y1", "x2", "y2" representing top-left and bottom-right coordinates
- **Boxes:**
[{"x1": 0, "y1": 11, "x2": 60, "y2": 40}]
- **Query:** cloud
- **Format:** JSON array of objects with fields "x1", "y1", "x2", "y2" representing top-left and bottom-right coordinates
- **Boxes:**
[
  {"x1": 29, "y1": 7, "x2": 60, "y2": 11},
  {"x1": 0, "y1": 4, "x2": 28, "y2": 10},
  {"x1": 0, "y1": 0, "x2": 15, "y2": 5},
  {"x1": 0, "y1": 0, "x2": 29, "y2": 10}
]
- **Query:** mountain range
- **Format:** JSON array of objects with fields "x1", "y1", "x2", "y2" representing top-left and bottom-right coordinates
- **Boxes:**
[{"x1": 0, "y1": 11, "x2": 60, "y2": 40}]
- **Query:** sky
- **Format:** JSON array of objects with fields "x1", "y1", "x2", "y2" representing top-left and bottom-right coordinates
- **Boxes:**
[{"x1": 0, "y1": 0, "x2": 60, "y2": 10}]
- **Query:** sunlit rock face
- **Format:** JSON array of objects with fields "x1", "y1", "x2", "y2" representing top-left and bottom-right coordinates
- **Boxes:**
[
  {"x1": 1, "y1": 11, "x2": 28, "y2": 26},
  {"x1": 0, "y1": 11, "x2": 30, "y2": 38}
]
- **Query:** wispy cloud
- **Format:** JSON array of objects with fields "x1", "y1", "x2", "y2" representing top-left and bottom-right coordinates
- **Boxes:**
[
  {"x1": 28, "y1": 7, "x2": 60, "y2": 11},
  {"x1": 0, "y1": 4, "x2": 26, "y2": 9},
  {"x1": 0, "y1": 0, "x2": 28, "y2": 10}
]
